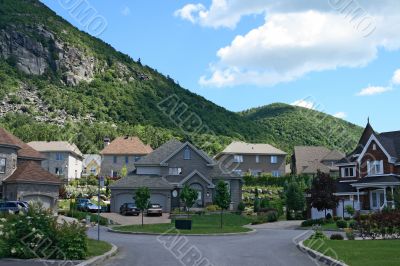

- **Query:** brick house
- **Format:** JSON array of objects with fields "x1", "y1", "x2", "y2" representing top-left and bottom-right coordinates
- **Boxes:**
[{"x1": 110, "y1": 140, "x2": 243, "y2": 213}]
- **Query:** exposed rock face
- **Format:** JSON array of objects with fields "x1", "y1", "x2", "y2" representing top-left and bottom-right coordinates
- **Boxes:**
[{"x1": 0, "y1": 25, "x2": 96, "y2": 86}]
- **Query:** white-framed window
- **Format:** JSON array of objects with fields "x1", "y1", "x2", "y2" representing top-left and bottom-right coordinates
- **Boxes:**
[
  {"x1": 56, "y1": 153, "x2": 64, "y2": 161},
  {"x1": 184, "y1": 147, "x2": 191, "y2": 160},
  {"x1": 55, "y1": 167, "x2": 64, "y2": 175},
  {"x1": 169, "y1": 167, "x2": 182, "y2": 175},
  {"x1": 372, "y1": 144, "x2": 377, "y2": 151},
  {"x1": 367, "y1": 160, "x2": 384, "y2": 175},
  {"x1": 272, "y1": 170, "x2": 281, "y2": 177},
  {"x1": 256, "y1": 155, "x2": 260, "y2": 163},
  {"x1": 232, "y1": 169, "x2": 243, "y2": 176},
  {"x1": 90, "y1": 167, "x2": 97, "y2": 174},
  {"x1": 233, "y1": 155, "x2": 243, "y2": 163},
  {"x1": 0, "y1": 158, "x2": 6, "y2": 174},
  {"x1": 342, "y1": 167, "x2": 356, "y2": 177},
  {"x1": 271, "y1": 156, "x2": 278, "y2": 164}
]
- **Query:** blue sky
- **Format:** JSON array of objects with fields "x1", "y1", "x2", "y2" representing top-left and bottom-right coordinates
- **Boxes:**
[{"x1": 41, "y1": 0, "x2": 399, "y2": 132}]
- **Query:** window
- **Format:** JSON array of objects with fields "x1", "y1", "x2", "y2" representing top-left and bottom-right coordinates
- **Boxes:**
[
  {"x1": 233, "y1": 155, "x2": 243, "y2": 163},
  {"x1": 271, "y1": 156, "x2": 278, "y2": 164},
  {"x1": 342, "y1": 167, "x2": 356, "y2": 177},
  {"x1": 56, "y1": 153, "x2": 64, "y2": 161},
  {"x1": 272, "y1": 170, "x2": 281, "y2": 177},
  {"x1": 112, "y1": 170, "x2": 118, "y2": 178},
  {"x1": 169, "y1": 167, "x2": 182, "y2": 175},
  {"x1": 0, "y1": 158, "x2": 6, "y2": 174},
  {"x1": 233, "y1": 169, "x2": 243, "y2": 176},
  {"x1": 368, "y1": 160, "x2": 383, "y2": 175},
  {"x1": 75, "y1": 170, "x2": 78, "y2": 178},
  {"x1": 134, "y1": 156, "x2": 141, "y2": 162},
  {"x1": 125, "y1": 156, "x2": 129, "y2": 164},
  {"x1": 256, "y1": 155, "x2": 260, "y2": 163},
  {"x1": 90, "y1": 167, "x2": 97, "y2": 174},
  {"x1": 184, "y1": 147, "x2": 191, "y2": 160},
  {"x1": 55, "y1": 167, "x2": 64, "y2": 176},
  {"x1": 372, "y1": 144, "x2": 377, "y2": 151},
  {"x1": 251, "y1": 170, "x2": 262, "y2": 177},
  {"x1": 113, "y1": 156, "x2": 117, "y2": 164}
]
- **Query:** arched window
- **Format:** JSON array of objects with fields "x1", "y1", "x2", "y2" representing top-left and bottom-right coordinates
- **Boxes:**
[{"x1": 184, "y1": 146, "x2": 191, "y2": 160}]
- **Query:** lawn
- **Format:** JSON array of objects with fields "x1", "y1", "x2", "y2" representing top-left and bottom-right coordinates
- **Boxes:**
[
  {"x1": 304, "y1": 239, "x2": 400, "y2": 266},
  {"x1": 113, "y1": 213, "x2": 254, "y2": 234},
  {"x1": 87, "y1": 239, "x2": 112, "y2": 258}
]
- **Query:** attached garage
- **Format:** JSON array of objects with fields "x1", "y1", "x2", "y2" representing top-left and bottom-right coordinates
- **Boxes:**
[
  {"x1": 150, "y1": 193, "x2": 168, "y2": 211},
  {"x1": 113, "y1": 192, "x2": 135, "y2": 213},
  {"x1": 23, "y1": 195, "x2": 54, "y2": 209}
]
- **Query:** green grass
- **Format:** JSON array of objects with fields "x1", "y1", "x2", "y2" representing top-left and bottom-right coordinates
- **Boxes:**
[
  {"x1": 304, "y1": 239, "x2": 400, "y2": 266},
  {"x1": 113, "y1": 213, "x2": 254, "y2": 234},
  {"x1": 86, "y1": 239, "x2": 112, "y2": 258}
]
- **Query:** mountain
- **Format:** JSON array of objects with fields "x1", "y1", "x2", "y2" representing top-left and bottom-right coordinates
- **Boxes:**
[{"x1": 0, "y1": 0, "x2": 363, "y2": 156}]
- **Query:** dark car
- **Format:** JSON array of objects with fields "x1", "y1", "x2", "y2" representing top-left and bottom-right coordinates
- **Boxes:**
[
  {"x1": 83, "y1": 202, "x2": 102, "y2": 213},
  {"x1": 120, "y1": 203, "x2": 140, "y2": 216},
  {"x1": 0, "y1": 201, "x2": 21, "y2": 214},
  {"x1": 147, "y1": 203, "x2": 162, "y2": 216},
  {"x1": 77, "y1": 198, "x2": 91, "y2": 211}
]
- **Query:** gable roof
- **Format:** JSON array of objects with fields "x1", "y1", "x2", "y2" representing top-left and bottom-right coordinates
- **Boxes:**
[
  {"x1": 322, "y1": 150, "x2": 345, "y2": 161},
  {"x1": 109, "y1": 175, "x2": 173, "y2": 189},
  {"x1": 0, "y1": 128, "x2": 44, "y2": 160},
  {"x1": 83, "y1": 154, "x2": 101, "y2": 166},
  {"x1": 4, "y1": 161, "x2": 62, "y2": 185},
  {"x1": 177, "y1": 170, "x2": 215, "y2": 188},
  {"x1": 220, "y1": 141, "x2": 287, "y2": 155},
  {"x1": 28, "y1": 141, "x2": 83, "y2": 158},
  {"x1": 100, "y1": 136, "x2": 153, "y2": 155},
  {"x1": 134, "y1": 139, "x2": 183, "y2": 165},
  {"x1": 293, "y1": 146, "x2": 332, "y2": 174}
]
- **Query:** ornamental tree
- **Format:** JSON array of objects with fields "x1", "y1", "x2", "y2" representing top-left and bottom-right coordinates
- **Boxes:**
[
  {"x1": 214, "y1": 180, "x2": 231, "y2": 228},
  {"x1": 309, "y1": 171, "x2": 338, "y2": 219},
  {"x1": 180, "y1": 185, "x2": 198, "y2": 218},
  {"x1": 134, "y1": 187, "x2": 151, "y2": 227}
]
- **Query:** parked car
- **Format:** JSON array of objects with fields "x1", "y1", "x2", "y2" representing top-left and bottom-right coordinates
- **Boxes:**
[
  {"x1": 77, "y1": 198, "x2": 91, "y2": 211},
  {"x1": 147, "y1": 203, "x2": 162, "y2": 216},
  {"x1": 84, "y1": 202, "x2": 102, "y2": 213},
  {"x1": 0, "y1": 201, "x2": 21, "y2": 214},
  {"x1": 120, "y1": 203, "x2": 140, "y2": 216}
]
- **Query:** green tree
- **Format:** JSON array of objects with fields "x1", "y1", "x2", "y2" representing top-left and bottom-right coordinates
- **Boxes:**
[
  {"x1": 310, "y1": 171, "x2": 338, "y2": 218},
  {"x1": 180, "y1": 185, "x2": 198, "y2": 218},
  {"x1": 214, "y1": 181, "x2": 231, "y2": 229},
  {"x1": 286, "y1": 182, "x2": 305, "y2": 218},
  {"x1": 120, "y1": 164, "x2": 128, "y2": 178},
  {"x1": 134, "y1": 187, "x2": 150, "y2": 227}
]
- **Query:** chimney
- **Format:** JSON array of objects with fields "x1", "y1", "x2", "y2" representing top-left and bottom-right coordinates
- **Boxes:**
[{"x1": 104, "y1": 137, "x2": 110, "y2": 147}]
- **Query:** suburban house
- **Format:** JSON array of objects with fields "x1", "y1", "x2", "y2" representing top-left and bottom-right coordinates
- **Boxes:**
[
  {"x1": 109, "y1": 140, "x2": 243, "y2": 213},
  {"x1": 82, "y1": 154, "x2": 101, "y2": 177},
  {"x1": 215, "y1": 141, "x2": 287, "y2": 177},
  {"x1": 291, "y1": 146, "x2": 345, "y2": 177},
  {"x1": 0, "y1": 128, "x2": 62, "y2": 211},
  {"x1": 100, "y1": 136, "x2": 153, "y2": 178},
  {"x1": 28, "y1": 141, "x2": 84, "y2": 181}
]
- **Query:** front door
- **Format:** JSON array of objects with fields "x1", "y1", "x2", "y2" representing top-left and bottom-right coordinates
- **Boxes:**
[{"x1": 370, "y1": 190, "x2": 385, "y2": 210}]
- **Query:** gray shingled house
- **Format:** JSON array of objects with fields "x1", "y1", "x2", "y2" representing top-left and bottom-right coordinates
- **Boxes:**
[{"x1": 109, "y1": 140, "x2": 243, "y2": 213}]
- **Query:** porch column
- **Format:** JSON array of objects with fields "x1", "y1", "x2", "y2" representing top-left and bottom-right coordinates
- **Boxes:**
[
  {"x1": 383, "y1": 187, "x2": 387, "y2": 207},
  {"x1": 357, "y1": 188, "x2": 360, "y2": 209},
  {"x1": 392, "y1": 187, "x2": 395, "y2": 209}
]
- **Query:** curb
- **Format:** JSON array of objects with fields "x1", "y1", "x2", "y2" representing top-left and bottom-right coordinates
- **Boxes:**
[
  {"x1": 108, "y1": 227, "x2": 256, "y2": 236},
  {"x1": 76, "y1": 242, "x2": 118, "y2": 266},
  {"x1": 296, "y1": 240, "x2": 348, "y2": 266}
]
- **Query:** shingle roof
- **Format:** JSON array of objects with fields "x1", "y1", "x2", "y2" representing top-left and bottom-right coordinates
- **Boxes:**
[
  {"x1": 221, "y1": 141, "x2": 287, "y2": 155},
  {"x1": 109, "y1": 175, "x2": 173, "y2": 189},
  {"x1": 0, "y1": 128, "x2": 44, "y2": 160},
  {"x1": 135, "y1": 139, "x2": 183, "y2": 165},
  {"x1": 4, "y1": 161, "x2": 63, "y2": 184},
  {"x1": 322, "y1": 150, "x2": 345, "y2": 161},
  {"x1": 379, "y1": 131, "x2": 400, "y2": 159},
  {"x1": 100, "y1": 136, "x2": 153, "y2": 155},
  {"x1": 353, "y1": 175, "x2": 400, "y2": 184},
  {"x1": 293, "y1": 146, "x2": 332, "y2": 174},
  {"x1": 301, "y1": 160, "x2": 331, "y2": 174},
  {"x1": 335, "y1": 181, "x2": 357, "y2": 193},
  {"x1": 28, "y1": 141, "x2": 83, "y2": 158}
]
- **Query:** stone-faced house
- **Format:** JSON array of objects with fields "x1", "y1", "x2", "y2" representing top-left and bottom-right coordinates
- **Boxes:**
[
  {"x1": 215, "y1": 141, "x2": 287, "y2": 177},
  {"x1": 110, "y1": 140, "x2": 243, "y2": 213},
  {"x1": 28, "y1": 141, "x2": 83, "y2": 181},
  {"x1": 0, "y1": 128, "x2": 62, "y2": 211},
  {"x1": 334, "y1": 122, "x2": 400, "y2": 215},
  {"x1": 100, "y1": 136, "x2": 153, "y2": 178}
]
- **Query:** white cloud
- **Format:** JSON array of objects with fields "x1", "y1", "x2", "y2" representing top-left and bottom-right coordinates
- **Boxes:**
[
  {"x1": 121, "y1": 7, "x2": 131, "y2": 16},
  {"x1": 392, "y1": 69, "x2": 400, "y2": 85},
  {"x1": 176, "y1": 0, "x2": 400, "y2": 87},
  {"x1": 333, "y1": 112, "x2": 347, "y2": 119},
  {"x1": 291, "y1": 99, "x2": 316, "y2": 110},
  {"x1": 357, "y1": 86, "x2": 392, "y2": 96}
]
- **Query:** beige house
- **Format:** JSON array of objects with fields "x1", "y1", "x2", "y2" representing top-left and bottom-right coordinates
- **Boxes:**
[
  {"x1": 215, "y1": 141, "x2": 287, "y2": 177},
  {"x1": 100, "y1": 136, "x2": 153, "y2": 178},
  {"x1": 82, "y1": 154, "x2": 101, "y2": 176},
  {"x1": 28, "y1": 141, "x2": 84, "y2": 181}
]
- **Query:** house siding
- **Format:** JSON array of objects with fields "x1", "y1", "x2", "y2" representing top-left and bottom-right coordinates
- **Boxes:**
[
  {"x1": 101, "y1": 154, "x2": 145, "y2": 177},
  {"x1": 40, "y1": 152, "x2": 83, "y2": 180},
  {"x1": 359, "y1": 140, "x2": 394, "y2": 178},
  {"x1": 0, "y1": 147, "x2": 18, "y2": 183},
  {"x1": 219, "y1": 154, "x2": 286, "y2": 176}
]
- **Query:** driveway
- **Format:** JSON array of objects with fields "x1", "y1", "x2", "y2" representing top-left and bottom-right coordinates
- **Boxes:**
[
  {"x1": 100, "y1": 212, "x2": 170, "y2": 226},
  {"x1": 88, "y1": 225, "x2": 321, "y2": 266}
]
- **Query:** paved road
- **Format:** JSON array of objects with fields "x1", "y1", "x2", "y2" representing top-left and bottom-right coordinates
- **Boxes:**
[{"x1": 88, "y1": 224, "x2": 320, "y2": 266}]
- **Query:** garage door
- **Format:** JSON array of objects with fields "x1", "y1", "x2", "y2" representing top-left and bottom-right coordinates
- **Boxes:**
[
  {"x1": 150, "y1": 194, "x2": 167, "y2": 212},
  {"x1": 24, "y1": 195, "x2": 53, "y2": 209},
  {"x1": 114, "y1": 193, "x2": 135, "y2": 213}
]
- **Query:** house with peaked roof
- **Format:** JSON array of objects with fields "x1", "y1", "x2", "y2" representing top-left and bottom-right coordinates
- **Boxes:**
[
  {"x1": 100, "y1": 136, "x2": 153, "y2": 178},
  {"x1": 0, "y1": 128, "x2": 62, "y2": 211},
  {"x1": 334, "y1": 121, "x2": 400, "y2": 215},
  {"x1": 28, "y1": 141, "x2": 84, "y2": 180},
  {"x1": 291, "y1": 146, "x2": 345, "y2": 176},
  {"x1": 82, "y1": 154, "x2": 101, "y2": 176},
  {"x1": 109, "y1": 140, "x2": 243, "y2": 213},
  {"x1": 215, "y1": 141, "x2": 287, "y2": 177}
]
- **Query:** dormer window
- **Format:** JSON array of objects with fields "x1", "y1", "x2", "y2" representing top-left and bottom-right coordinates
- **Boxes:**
[
  {"x1": 0, "y1": 158, "x2": 6, "y2": 174},
  {"x1": 367, "y1": 160, "x2": 384, "y2": 175},
  {"x1": 184, "y1": 147, "x2": 191, "y2": 160},
  {"x1": 342, "y1": 167, "x2": 356, "y2": 177}
]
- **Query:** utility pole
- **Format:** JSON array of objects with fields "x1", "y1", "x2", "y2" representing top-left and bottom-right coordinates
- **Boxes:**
[{"x1": 98, "y1": 176, "x2": 104, "y2": 241}]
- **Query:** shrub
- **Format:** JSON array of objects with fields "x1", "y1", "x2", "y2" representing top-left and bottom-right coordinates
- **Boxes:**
[
  {"x1": 309, "y1": 231, "x2": 327, "y2": 240},
  {"x1": 349, "y1": 220, "x2": 356, "y2": 229},
  {"x1": 333, "y1": 216, "x2": 340, "y2": 221},
  {"x1": 345, "y1": 228, "x2": 355, "y2": 240},
  {"x1": 355, "y1": 210, "x2": 400, "y2": 239},
  {"x1": 301, "y1": 218, "x2": 326, "y2": 227},
  {"x1": 205, "y1": 205, "x2": 220, "y2": 212},
  {"x1": 345, "y1": 205, "x2": 355, "y2": 217},
  {"x1": 254, "y1": 198, "x2": 261, "y2": 213},
  {"x1": 251, "y1": 215, "x2": 268, "y2": 225},
  {"x1": 260, "y1": 198, "x2": 269, "y2": 209},
  {"x1": 336, "y1": 220, "x2": 348, "y2": 229},
  {"x1": 237, "y1": 202, "x2": 245, "y2": 214},
  {"x1": 65, "y1": 210, "x2": 108, "y2": 226},
  {"x1": 266, "y1": 211, "x2": 278, "y2": 222},
  {"x1": 55, "y1": 222, "x2": 87, "y2": 260},
  {"x1": 330, "y1": 234, "x2": 344, "y2": 240},
  {"x1": 326, "y1": 213, "x2": 332, "y2": 220}
]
